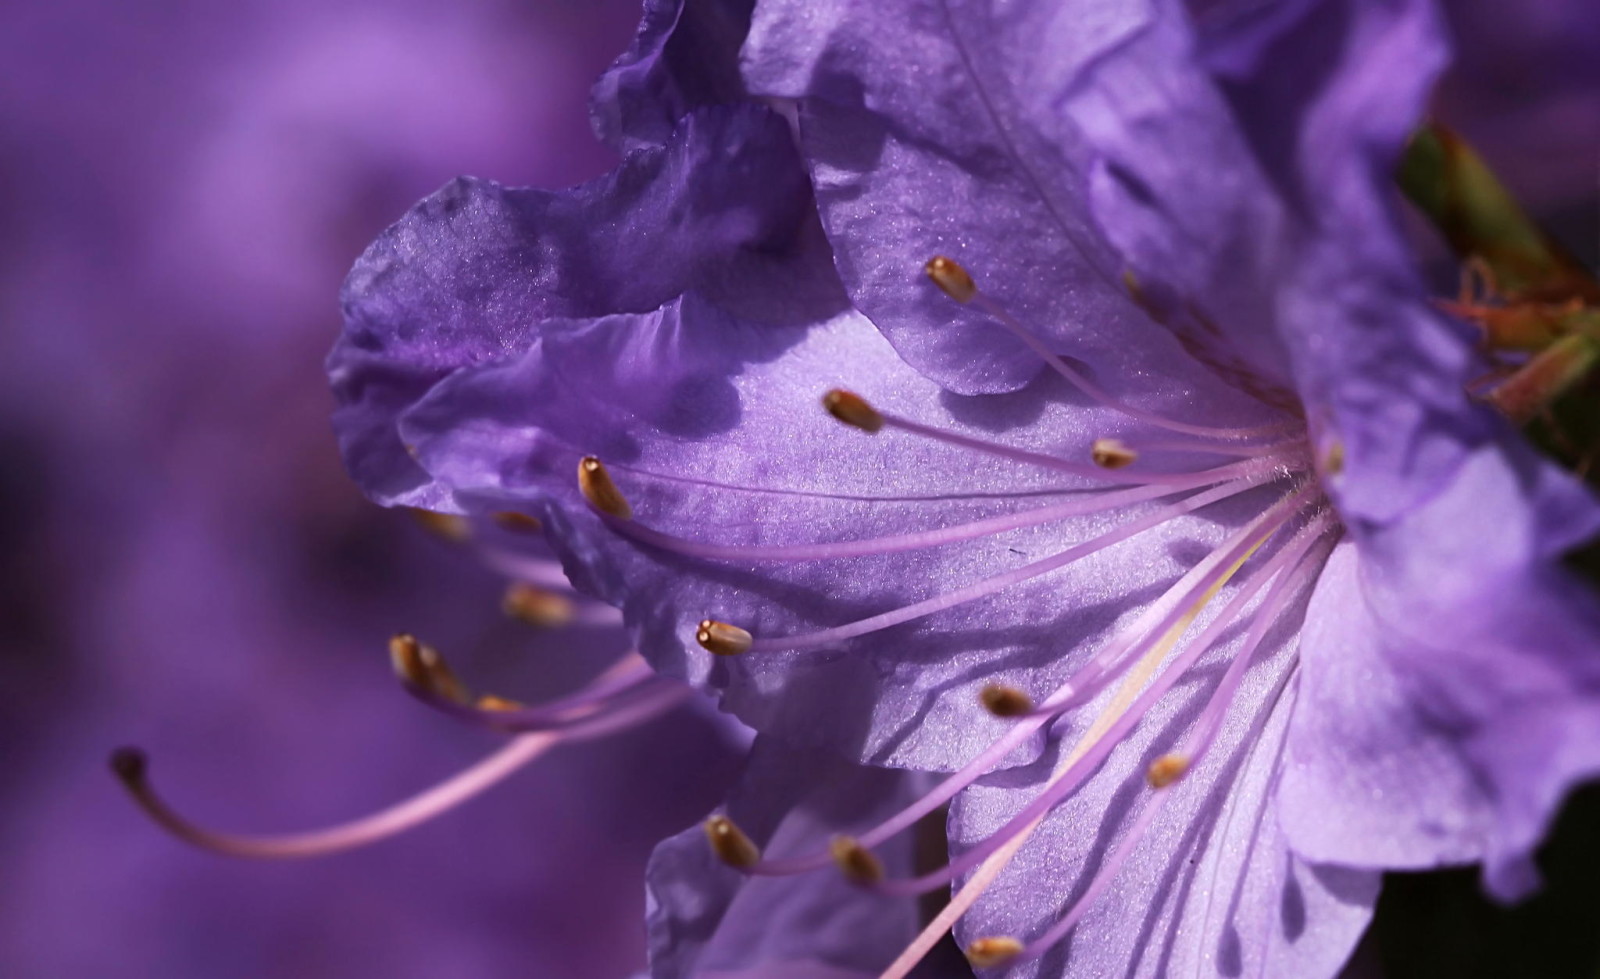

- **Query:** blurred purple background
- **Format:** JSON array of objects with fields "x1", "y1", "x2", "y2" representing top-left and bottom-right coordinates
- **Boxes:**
[{"x1": 0, "y1": 1, "x2": 743, "y2": 976}]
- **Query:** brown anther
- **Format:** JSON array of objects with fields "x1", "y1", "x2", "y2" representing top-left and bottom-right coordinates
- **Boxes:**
[
  {"x1": 577, "y1": 456, "x2": 632, "y2": 520},
  {"x1": 829, "y1": 835, "x2": 885, "y2": 884},
  {"x1": 388, "y1": 633, "x2": 470, "y2": 704},
  {"x1": 407, "y1": 507, "x2": 471, "y2": 543},
  {"x1": 965, "y1": 936, "x2": 1024, "y2": 968},
  {"x1": 925, "y1": 255, "x2": 977, "y2": 303},
  {"x1": 1146, "y1": 754, "x2": 1189, "y2": 789},
  {"x1": 490, "y1": 511, "x2": 544, "y2": 534},
  {"x1": 979, "y1": 683, "x2": 1034, "y2": 718},
  {"x1": 501, "y1": 583, "x2": 575, "y2": 628},
  {"x1": 696, "y1": 619, "x2": 753, "y2": 656},
  {"x1": 1091, "y1": 438, "x2": 1138, "y2": 470},
  {"x1": 822, "y1": 389, "x2": 885, "y2": 433},
  {"x1": 109, "y1": 746, "x2": 148, "y2": 783},
  {"x1": 1320, "y1": 439, "x2": 1345, "y2": 477},
  {"x1": 475, "y1": 694, "x2": 524, "y2": 712},
  {"x1": 704, "y1": 815, "x2": 761, "y2": 869}
]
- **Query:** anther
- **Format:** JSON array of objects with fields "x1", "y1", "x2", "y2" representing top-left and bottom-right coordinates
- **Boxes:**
[
  {"x1": 1091, "y1": 438, "x2": 1138, "y2": 470},
  {"x1": 830, "y1": 835, "x2": 885, "y2": 884},
  {"x1": 388, "y1": 633, "x2": 470, "y2": 704},
  {"x1": 704, "y1": 815, "x2": 761, "y2": 869},
  {"x1": 491, "y1": 511, "x2": 544, "y2": 534},
  {"x1": 979, "y1": 684, "x2": 1034, "y2": 718},
  {"x1": 965, "y1": 936, "x2": 1024, "y2": 968},
  {"x1": 109, "y1": 746, "x2": 148, "y2": 783},
  {"x1": 476, "y1": 695, "x2": 524, "y2": 712},
  {"x1": 925, "y1": 255, "x2": 977, "y2": 303},
  {"x1": 1146, "y1": 754, "x2": 1189, "y2": 789},
  {"x1": 1319, "y1": 440, "x2": 1345, "y2": 477},
  {"x1": 502, "y1": 583, "x2": 575, "y2": 628},
  {"x1": 822, "y1": 389, "x2": 884, "y2": 433},
  {"x1": 577, "y1": 456, "x2": 632, "y2": 520},
  {"x1": 407, "y1": 507, "x2": 471, "y2": 543},
  {"x1": 696, "y1": 619, "x2": 753, "y2": 656}
]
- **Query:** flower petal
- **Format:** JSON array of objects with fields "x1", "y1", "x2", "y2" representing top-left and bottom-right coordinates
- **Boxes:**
[
  {"x1": 329, "y1": 103, "x2": 826, "y2": 507},
  {"x1": 742, "y1": 0, "x2": 1262, "y2": 415},
  {"x1": 590, "y1": 0, "x2": 755, "y2": 153},
  {"x1": 399, "y1": 294, "x2": 1268, "y2": 768},
  {"x1": 644, "y1": 735, "x2": 949, "y2": 978},
  {"x1": 953, "y1": 624, "x2": 1376, "y2": 977},
  {"x1": 1285, "y1": 449, "x2": 1600, "y2": 900}
]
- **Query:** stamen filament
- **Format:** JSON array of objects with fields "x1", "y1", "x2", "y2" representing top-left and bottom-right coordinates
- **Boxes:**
[
  {"x1": 865, "y1": 508, "x2": 1325, "y2": 898},
  {"x1": 1006, "y1": 541, "x2": 1327, "y2": 964},
  {"x1": 110, "y1": 734, "x2": 558, "y2": 860},
  {"x1": 879, "y1": 412, "x2": 1270, "y2": 485},
  {"x1": 746, "y1": 475, "x2": 1278, "y2": 654},
  {"x1": 967, "y1": 289, "x2": 1294, "y2": 442},
  {"x1": 598, "y1": 469, "x2": 1250, "y2": 565},
  {"x1": 750, "y1": 485, "x2": 1315, "y2": 879}
]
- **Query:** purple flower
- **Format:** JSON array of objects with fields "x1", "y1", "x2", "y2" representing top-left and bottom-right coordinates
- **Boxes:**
[{"x1": 329, "y1": 0, "x2": 1600, "y2": 975}]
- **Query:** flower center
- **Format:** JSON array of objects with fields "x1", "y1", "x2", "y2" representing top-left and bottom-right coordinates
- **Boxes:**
[{"x1": 577, "y1": 256, "x2": 1341, "y2": 971}]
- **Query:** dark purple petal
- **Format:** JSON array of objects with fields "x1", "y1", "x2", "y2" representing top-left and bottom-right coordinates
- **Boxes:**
[
  {"x1": 590, "y1": 0, "x2": 755, "y2": 153},
  {"x1": 330, "y1": 103, "x2": 828, "y2": 508}
]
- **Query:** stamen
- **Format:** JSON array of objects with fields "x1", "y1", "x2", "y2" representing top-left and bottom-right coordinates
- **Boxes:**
[
  {"x1": 1091, "y1": 438, "x2": 1137, "y2": 470},
  {"x1": 744, "y1": 474, "x2": 1276, "y2": 654},
  {"x1": 980, "y1": 684, "x2": 1034, "y2": 718},
  {"x1": 965, "y1": 936, "x2": 1024, "y2": 969},
  {"x1": 925, "y1": 255, "x2": 977, "y2": 303},
  {"x1": 110, "y1": 733, "x2": 558, "y2": 860},
  {"x1": 861, "y1": 496, "x2": 1323, "y2": 898},
  {"x1": 879, "y1": 411, "x2": 1272, "y2": 485},
  {"x1": 578, "y1": 456, "x2": 632, "y2": 520},
  {"x1": 705, "y1": 815, "x2": 762, "y2": 869},
  {"x1": 830, "y1": 835, "x2": 885, "y2": 883},
  {"x1": 822, "y1": 389, "x2": 884, "y2": 433},
  {"x1": 601, "y1": 473, "x2": 1245, "y2": 565},
  {"x1": 1145, "y1": 754, "x2": 1188, "y2": 789},
  {"x1": 502, "y1": 583, "x2": 576, "y2": 628},
  {"x1": 749, "y1": 486, "x2": 1314, "y2": 881},
  {"x1": 924, "y1": 256, "x2": 1294, "y2": 442},
  {"x1": 1001, "y1": 534, "x2": 1331, "y2": 966},
  {"x1": 696, "y1": 619, "x2": 753, "y2": 656}
]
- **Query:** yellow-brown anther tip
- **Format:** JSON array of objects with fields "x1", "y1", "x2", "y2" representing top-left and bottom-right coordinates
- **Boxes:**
[
  {"x1": 490, "y1": 511, "x2": 544, "y2": 534},
  {"x1": 1320, "y1": 439, "x2": 1345, "y2": 477},
  {"x1": 704, "y1": 815, "x2": 761, "y2": 869},
  {"x1": 696, "y1": 619, "x2": 753, "y2": 656},
  {"x1": 829, "y1": 835, "x2": 884, "y2": 884},
  {"x1": 965, "y1": 936, "x2": 1024, "y2": 968},
  {"x1": 388, "y1": 633, "x2": 426, "y2": 681},
  {"x1": 1147, "y1": 754, "x2": 1189, "y2": 789},
  {"x1": 979, "y1": 683, "x2": 1034, "y2": 718},
  {"x1": 822, "y1": 389, "x2": 884, "y2": 433},
  {"x1": 476, "y1": 694, "x2": 524, "y2": 712},
  {"x1": 407, "y1": 507, "x2": 472, "y2": 543},
  {"x1": 925, "y1": 255, "x2": 977, "y2": 303},
  {"x1": 502, "y1": 583, "x2": 576, "y2": 628},
  {"x1": 109, "y1": 747, "x2": 148, "y2": 783},
  {"x1": 577, "y1": 455, "x2": 633, "y2": 520},
  {"x1": 1091, "y1": 438, "x2": 1138, "y2": 470}
]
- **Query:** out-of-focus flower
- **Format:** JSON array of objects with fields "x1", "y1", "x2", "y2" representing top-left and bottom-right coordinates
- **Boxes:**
[
  {"x1": 0, "y1": 1, "x2": 763, "y2": 977},
  {"x1": 327, "y1": 1, "x2": 1600, "y2": 977}
]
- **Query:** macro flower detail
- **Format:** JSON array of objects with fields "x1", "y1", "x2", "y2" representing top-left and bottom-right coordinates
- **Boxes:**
[{"x1": 312, "y1": 0, "x2": 1600, "y2": 976}]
